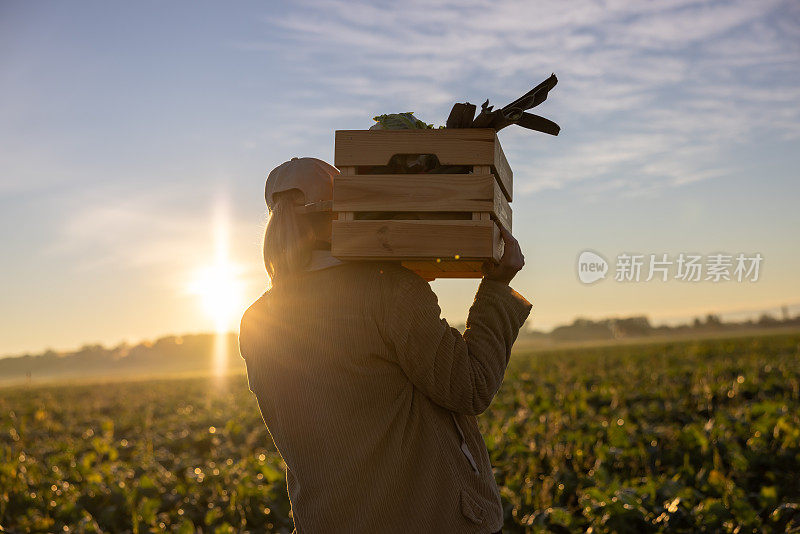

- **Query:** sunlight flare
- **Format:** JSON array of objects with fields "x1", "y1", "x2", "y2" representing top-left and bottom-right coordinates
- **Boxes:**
[
  {"x1": 187, "y1": 200, "x2": 245, "y2": 378},
  {"x1": 189, "y1": 260, "x2": 244, "y2": 333}
]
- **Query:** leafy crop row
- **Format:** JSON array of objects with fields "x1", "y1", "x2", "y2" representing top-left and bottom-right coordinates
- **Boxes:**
[{"x1": 1, "y1": 333, "x2": 798, "y2": 532}]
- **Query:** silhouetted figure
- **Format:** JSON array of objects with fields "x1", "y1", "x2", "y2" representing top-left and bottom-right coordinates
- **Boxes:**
[{"x1": 239, "y1": 157, "x2": 532, "y2": 533}]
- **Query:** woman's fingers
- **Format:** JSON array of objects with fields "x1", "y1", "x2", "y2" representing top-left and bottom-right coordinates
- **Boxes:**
[
  {"x1": 483, "y1": 225, "x2": 525, "y2": 284},
  {"x1": 501, "y1": 228, "x2": 522, "y2": 264}
]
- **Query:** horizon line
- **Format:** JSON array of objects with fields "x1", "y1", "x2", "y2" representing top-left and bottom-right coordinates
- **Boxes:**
[{"x1": 3, "y1": 299, "x2": 798, "y2": 361}]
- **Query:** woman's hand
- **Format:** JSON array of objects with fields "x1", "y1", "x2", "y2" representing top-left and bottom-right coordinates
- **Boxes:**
[{"x1": 481, "y1": 225, "x2": 525, "y2": 286}]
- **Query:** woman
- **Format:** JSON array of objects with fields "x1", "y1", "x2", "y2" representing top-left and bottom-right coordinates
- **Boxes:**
[{"x1": 239, "y1": 157, "x2": 532, "y2": 533}]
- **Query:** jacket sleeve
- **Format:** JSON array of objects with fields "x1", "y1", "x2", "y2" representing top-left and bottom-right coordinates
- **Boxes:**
[{"x1": 382, "y1": 268, "x2": 533, "y2": 415}]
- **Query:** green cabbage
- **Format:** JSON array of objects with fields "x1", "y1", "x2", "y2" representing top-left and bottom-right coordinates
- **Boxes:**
[{"x1": 371, "y1": 112, "x2": 435, "y2": 130}]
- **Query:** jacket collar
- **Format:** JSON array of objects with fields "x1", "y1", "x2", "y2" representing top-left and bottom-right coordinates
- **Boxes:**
[{"x1": 305, "y1": 248, "x2": 344, "y2": 272}]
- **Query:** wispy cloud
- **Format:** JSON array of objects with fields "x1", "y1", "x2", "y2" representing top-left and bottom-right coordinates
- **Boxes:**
[
  {"x1": 44, "y1": 185, "x2": 267, "y2": 291},
  {"x1": 237, "y1": 0, "x2": 799, "y2": 196}
]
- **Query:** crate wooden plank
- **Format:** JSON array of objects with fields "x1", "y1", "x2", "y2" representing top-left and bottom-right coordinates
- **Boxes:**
[
  {"x1": 335, "y1": 129, "x2": 513, "y2": 201},
  {"x1": 334, "y1": 173, "x2": 493, "y2": 211},
  {"x1": 332, "y1": 219, "x2": 501, "y2": 261},
  {"x1": 336, "y1": 167, "x2": 356, "y2": 221},
  {"x1": 494, "y1": 141, "x2": 512, "y2": 199},
  {"x1": 402, "y1": 259, "x2": 483, "y2": 271},
  {"x1": 333, "y1": 173, "x2": 511, "y2": 231},
  {"x1": 401, "y1": 259, "x2": 485, "y2": 279},
  {"x1": 411, "y1": 270, "x2": 482, "y2": 279},
  {"x1": 436, "y1": 259, "x2": 484, "y2": 272},
  {"x1": 493, "y1": 225, "x2": 504, "y2": 261},
  {"x1": 492, "y1": 179, "x2": 512, "y2": 232},
  {"x1": 454, "y1": 260, "x2": 484, "y2": 272},
  {"x1": 333, "y1": 173, "x2": 510, "y2": 228},
  {"x1": 335, "y1": 129, "x2": 494, "y2": 166},
  {"x1": 400, "y1": 260, "x2": 444, "y2": 273}
]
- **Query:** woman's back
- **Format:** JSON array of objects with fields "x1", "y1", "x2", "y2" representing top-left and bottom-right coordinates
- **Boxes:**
[{"x1": 239, "y1": 260, "x2": 532, "y2": 533}]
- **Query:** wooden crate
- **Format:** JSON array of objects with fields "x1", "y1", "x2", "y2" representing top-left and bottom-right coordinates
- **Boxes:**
[
  {"x1": 331, "y1": 129, "x2": 513, "y2": 279},
  {"x1": 334, "y1": 129, "x2": 513, "y2": 200}
]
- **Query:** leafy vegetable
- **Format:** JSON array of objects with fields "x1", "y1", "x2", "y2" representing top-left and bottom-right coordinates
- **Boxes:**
[{"x1": 371, "y1": 112, "x2": 436, "y2": 130}]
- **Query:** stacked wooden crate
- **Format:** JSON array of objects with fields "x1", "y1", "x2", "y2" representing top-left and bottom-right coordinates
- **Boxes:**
[{"x1": 331, "y1": 128, "x2": 513, "y2": 280}]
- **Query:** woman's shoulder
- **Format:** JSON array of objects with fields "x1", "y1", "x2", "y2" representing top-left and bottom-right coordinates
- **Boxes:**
[
  {"x1": 341, "y1": 260, "x2": 429, "y2": 287},
  {"x1": 303, "y1": 259, "x2": 422, "y2": 283},
  {"x1": 241, "y1": 262, "x2": 429, "y2": 319},
  {"x1": 238, "y1": 292, "x2": 271, "y2": 360},
  {"x1": 348, "y1": 262, "x2": 436, "y2": 305},
  {"x1": 240, "y1": 291, "x2": 271, "y2": 332}
]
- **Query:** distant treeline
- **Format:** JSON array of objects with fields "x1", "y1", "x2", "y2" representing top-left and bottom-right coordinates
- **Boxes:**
[
  {"x1": 517, "y1": 310, "x2": 800, "y2": 343},
  {"x1": 0, "y1": 333, "x2": 243, "y2": 385},
  {"x1": 2, "y1": 311, "x2": 799, "y2": 385}
]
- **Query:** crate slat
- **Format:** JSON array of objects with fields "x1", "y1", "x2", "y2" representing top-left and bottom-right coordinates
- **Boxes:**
[
  {"x1": 436, "y1": 260, "x2": 485, "y2": 272},
  {"x1": 401, "y1": 259, "x2": 485, "y2": 275},
  {"x1": 408, "y1": 270, "x2": 481, "y2": 279},
  {"x1": 493, "y1": 186, "x2": 512, "y2": 232},
  {"x1": 493, "y1": 142, "x2": 512, "y2": 200},
  {"x1": 332, "y1": 219, "x2": 501, "y2": 262},
  {"x1": 334, "y1": 129, "x2": 513, "y2": 201},
  {"x1": 334, "y1": 173, "x2": 491, "y2": 211},
  {"x1": 400, "y1": 260, "x2": 483, "y2": 279},
  {"x1": 400, "y1": 260, "x2": 444, "y2": 273},
  {"x1": 333, "y1": 173, "x2": 510, "y2": 231}
]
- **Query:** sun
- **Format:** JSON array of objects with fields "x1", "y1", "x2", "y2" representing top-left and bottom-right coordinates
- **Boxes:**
[
  {"x1": 187, "y1": 199, "x2": 247, "y2": 379},
  {"x1": 189, "y1": 259, "x2": 245, "y2": 333}
]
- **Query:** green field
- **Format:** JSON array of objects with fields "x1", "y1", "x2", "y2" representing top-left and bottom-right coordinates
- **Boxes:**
[{"x1": 2, "y1": 333, "x2": 799, "y2": 533}]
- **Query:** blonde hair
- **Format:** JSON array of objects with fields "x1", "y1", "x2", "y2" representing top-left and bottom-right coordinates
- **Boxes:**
[{"x1": 263, "y1": 192, "x2": 316, "y2": 287}]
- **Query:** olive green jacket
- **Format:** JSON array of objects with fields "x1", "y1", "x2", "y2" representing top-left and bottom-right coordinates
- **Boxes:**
[{"x1": 239, "y1": 259, "x2": 532, "y2": 533}]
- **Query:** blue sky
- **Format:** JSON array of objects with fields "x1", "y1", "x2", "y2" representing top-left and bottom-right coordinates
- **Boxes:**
[{"x1": 1, "y1": 0, "x2": 799, "y2": 355}]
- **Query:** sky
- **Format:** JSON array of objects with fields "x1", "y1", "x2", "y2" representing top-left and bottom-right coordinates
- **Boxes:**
[{"x1": 1, "y1": 0, "x2": 799, "y2": 357}]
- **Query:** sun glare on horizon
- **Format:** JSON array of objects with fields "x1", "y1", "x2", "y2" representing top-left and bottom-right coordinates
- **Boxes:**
[
  {"x1": 187, "y1": 201, "x2": 246, "y2": 378},
  {"x1": 189, "y1": 260, "x2": 245, "y2": 334}
]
